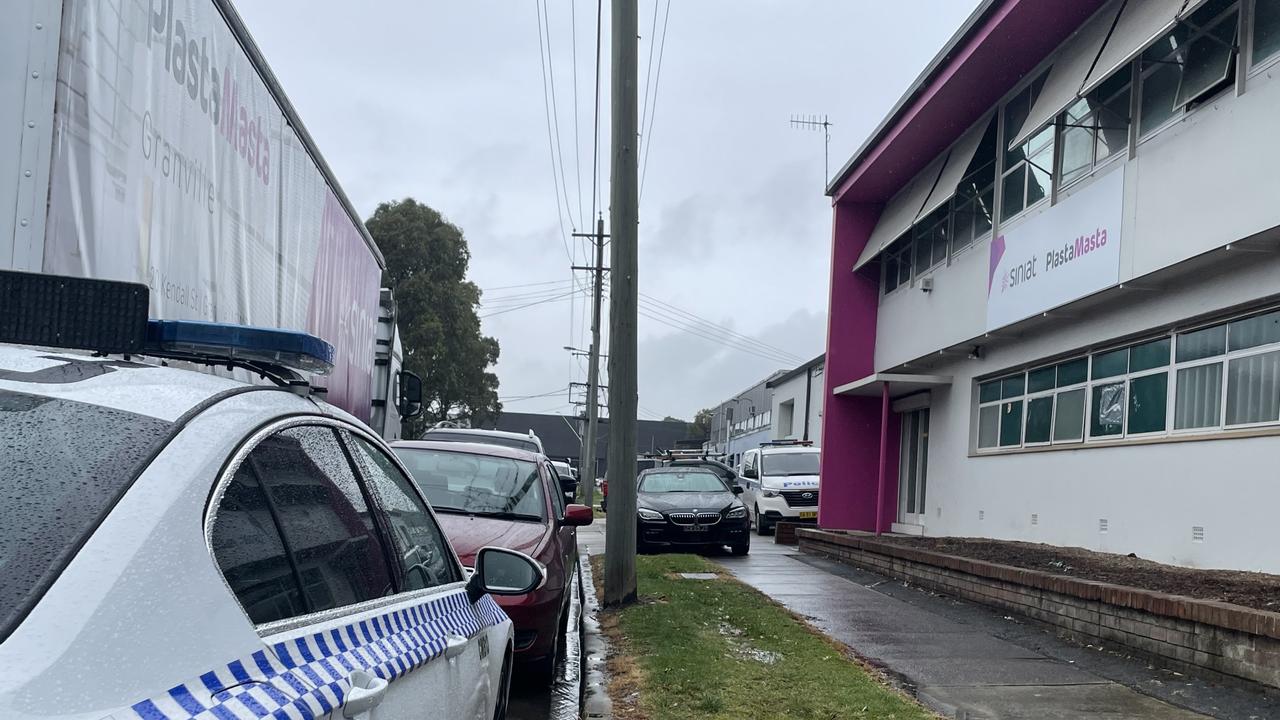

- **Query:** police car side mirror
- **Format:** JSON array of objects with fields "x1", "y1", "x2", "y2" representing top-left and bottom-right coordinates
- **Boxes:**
[
  {"x1": 398, "y1": 371, "x2": 423, "y2": 419},
  {"x1": 466, "y1": 547, "x2": 546, "y2": 604}
]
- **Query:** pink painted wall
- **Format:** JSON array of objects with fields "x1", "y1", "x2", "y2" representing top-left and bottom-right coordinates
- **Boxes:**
[{"x1": 817, "y1": 203, "x2": 895, "y2": 531}]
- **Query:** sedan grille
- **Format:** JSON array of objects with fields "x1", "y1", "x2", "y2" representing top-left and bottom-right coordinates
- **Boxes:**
[
  {"x1": 667, "y1": 511, "x2": 722, "y2": 526},
  {"x1": 781, "y1": 490, "x2": 819, "y2": 507}
]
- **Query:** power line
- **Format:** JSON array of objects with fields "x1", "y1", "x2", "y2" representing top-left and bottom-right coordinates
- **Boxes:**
[
  {"x1": 638, "y1": 292, "x2": 803, "y2": 362},
  {"x1": 481, "y1": 278, "x2": 573, "y2": 293},
  {"x1": 570, "y1": 0, "x2": 584, "y2": 226},
  {"x1": 541, "y1": 0, "x2": 580, "y2": 231},
  {"x1": 601, "y1": 287, "x2": 805, "y2": 366},
  {"x1": 589, "y1": 0, "x2": 604, "y2": 221},
  {"x1": 500, "y1": 386, "x2": 570, "y2": 402},
  {"x1": 603, "y1": 280, "x2": 806, "y2": 362},
  {"x1": 535, "y1": 0, "x2": 575, "y2": 263},
  {"x1": 639, "y1": 0, "x2": 660, "y2": 149},
  {"x1": 481, "y1": 284, "x2": 577, "y2": 304},
  {"x1": 638, "y1": 0, "x2": 671, "y2": 202},
  {"x1": 479, "y1": 288, "x2": 586, "y2": 319}
]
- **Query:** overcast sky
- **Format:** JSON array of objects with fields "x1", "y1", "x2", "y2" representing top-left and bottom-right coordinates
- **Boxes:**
[{"x1": 236, "y1": 1, "x2": 980, "y2": 421}]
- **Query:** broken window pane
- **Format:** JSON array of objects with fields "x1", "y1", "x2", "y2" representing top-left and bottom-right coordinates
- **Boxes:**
[
  {"x1": 1025, "y1": 396, "x2": 1053, "y2": 443},
  {"x1": 1091, "y1": 382, "x2": 1126, "y2": 437},
  {"x1": 1128, "y1": 373, "x2": 1169, "y2": 434},
  {"x1": 999, "y1": 400, "x2": 1024, "y2": 447}
]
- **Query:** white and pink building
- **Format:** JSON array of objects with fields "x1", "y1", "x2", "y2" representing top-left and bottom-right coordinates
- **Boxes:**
[{"x1": 818, "y1": 0, "x2": 1280, "y2": 573}]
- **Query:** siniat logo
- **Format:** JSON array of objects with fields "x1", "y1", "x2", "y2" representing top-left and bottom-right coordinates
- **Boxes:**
[
  {"x1": 1002, "y1": 227, "x2": 1109, "y2": 293},
  {"x1": 148, "y1": 0, "x2": 271, "y2": 186}
]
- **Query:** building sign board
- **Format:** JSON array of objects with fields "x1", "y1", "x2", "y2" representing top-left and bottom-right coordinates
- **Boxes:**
[{"x1": 986, "y1": 167, "x2": 1124, "y2": 331}]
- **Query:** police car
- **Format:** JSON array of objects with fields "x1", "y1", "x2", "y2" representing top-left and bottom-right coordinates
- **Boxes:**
[{"x1": 0, "y1": 271, "x2": 541, "y2": 719}]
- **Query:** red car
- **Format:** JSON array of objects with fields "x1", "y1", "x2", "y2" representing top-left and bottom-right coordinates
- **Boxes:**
[{"x1": 391, "y1": 440, "x2": 593, "y2": 676}]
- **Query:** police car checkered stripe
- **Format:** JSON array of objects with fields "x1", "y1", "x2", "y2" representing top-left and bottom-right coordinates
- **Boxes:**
[{"x1": 129, "y1": 593, "x2": 507, "y2": 720}]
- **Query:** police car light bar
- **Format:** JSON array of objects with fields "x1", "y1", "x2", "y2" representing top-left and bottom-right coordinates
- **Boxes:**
[
  {"x1": 145, "y1": 320, "x2": 335, "y2": 375},
  {"x1": 0, "y1": 269, "x2": 148, "y2": 353}
]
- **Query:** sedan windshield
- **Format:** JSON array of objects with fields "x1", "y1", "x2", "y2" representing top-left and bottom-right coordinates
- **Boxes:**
[
  {"x1": 395, "y1": 448, "x2": 547, "y2": 521},
  {"x1": 639, "y1": 471, "x2": 726, "y2": 493},
  {"x1": 0, "y1": 391, "x2": 173, "y2": 642},
  {"x1": 763, "y1": 451, "x2": 820, "y2": 476}
]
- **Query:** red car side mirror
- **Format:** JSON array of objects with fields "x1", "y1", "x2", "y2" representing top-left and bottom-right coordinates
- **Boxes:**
[{"x1": 563, "y1": 504, "x2": 595, "y2": 526}]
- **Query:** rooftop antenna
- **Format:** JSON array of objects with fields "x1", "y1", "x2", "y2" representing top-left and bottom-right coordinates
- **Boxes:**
[{"x1": 790, "y1": 113, "x2": 833, "y2": 186}]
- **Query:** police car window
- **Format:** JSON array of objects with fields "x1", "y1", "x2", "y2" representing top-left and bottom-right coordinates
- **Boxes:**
[
  {"x1": 248, "y1": 427, "x2": 395, "y2": 613},
  {"x1": 0, "y1": 390, "x2": 172, "y2": 642},
  {"x1": 209, "y1": 465, "x2": 308, "y2": 624},
  {"x1": 346, "y1": 435, "x2": 461, "y2": 591}
]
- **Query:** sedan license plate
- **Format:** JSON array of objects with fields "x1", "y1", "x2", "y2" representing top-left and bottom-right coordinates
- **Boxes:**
[
  {"x1": 683, "y1": 524, "x2": 708, "y2": 532},
  {"x1": 799, "y1": 511, "x2": 817, "y2": 520}
]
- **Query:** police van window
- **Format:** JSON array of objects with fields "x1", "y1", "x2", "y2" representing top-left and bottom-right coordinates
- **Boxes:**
[
  {"x1": 0, "y1": 391, "x2": 173, "y2": 643},
  {"x1": 248, "y1": 427, "x2": 395, "y2": 613},
  {"x1": 346, "y1": 434, "x2": 461, "y2": 591},
  {"x1": 209, "y1": 465, "x2": 308, "y2": 624}
]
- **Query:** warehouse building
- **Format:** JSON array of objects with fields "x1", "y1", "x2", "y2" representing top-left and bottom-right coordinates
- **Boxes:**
[{"x1": 819, "y1": 0, "x2": 1280, "y2": 572}]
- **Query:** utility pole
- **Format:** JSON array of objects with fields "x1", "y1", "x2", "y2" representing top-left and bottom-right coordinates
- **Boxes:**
[
  {"x1": 572, "y1": 217, "x2": 608, "y2": 508},
  {"x1": 604, "y1": 0, "x2": 638, "y2": 607}
]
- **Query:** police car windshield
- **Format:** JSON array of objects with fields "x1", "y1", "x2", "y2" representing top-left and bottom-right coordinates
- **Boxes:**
[
  {"x1": 639, "y1": 471, "x2": 726, "y2": 493},
  {"x1": 763, "y1": 451, "x2": 820, "y2": 476},
  {"x1": 424, "y1": 431, "x2": 539, "y2": 453},
  {"x1": 394, "y1": 448, "x2": 547, "y2": 522},
  {"x1": 0, "y1": 390, "x2": 172, "y2": 641}
]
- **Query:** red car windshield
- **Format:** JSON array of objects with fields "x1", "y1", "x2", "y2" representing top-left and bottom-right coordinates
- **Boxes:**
[{"x1": 395, "y1": 447, "x2": 547, "y2": 522}]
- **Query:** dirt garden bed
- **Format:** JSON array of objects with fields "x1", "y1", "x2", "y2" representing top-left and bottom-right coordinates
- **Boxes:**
[{"x1": 870, "y1": 535, "x2": 1280, "y2": 613}]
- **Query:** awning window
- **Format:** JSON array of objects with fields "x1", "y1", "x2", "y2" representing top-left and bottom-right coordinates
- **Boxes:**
[
  {"x1": 919, "y1": 111, "x2": 995, "y2": 219},
  {"x1": 1082, "y1": 0, "x2": 1186, "y2": 95},
  {"x1": 853, "y1": 154, "x2": 946, "y2": 272},
  {"x1": 1006, "y1": 0, "x2": 1124, "y2": 150}
]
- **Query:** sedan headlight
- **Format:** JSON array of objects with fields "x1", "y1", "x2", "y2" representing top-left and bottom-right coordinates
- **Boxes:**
[
  {"x1": 637, "y1": 508, "x2": 664, "y2": 521},
  {"x1": 761, "y1": 489, "x2": 780, "y2": 498},
  {"x1": 726, "y1": 506, "x2": 748, "y2": 520}
]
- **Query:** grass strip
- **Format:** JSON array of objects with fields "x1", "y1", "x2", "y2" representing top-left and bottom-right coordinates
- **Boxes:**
[{"x1": 594, "y1": 553, "x2": 931, "y2": 720}]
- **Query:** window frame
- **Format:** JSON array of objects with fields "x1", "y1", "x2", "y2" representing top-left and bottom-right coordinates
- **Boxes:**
[
  {"x1": 1055, "y1": 73, "x2": 1132, "y2": 193},
  {"x1": 1248, "y1": 0, "x2": 1280, "y2": 72},
  {"x1": 205, "y1": 416, "x2": 467, "y2": 631},
  {"x1": 972, "y1": 305, "x2": 1280, "y2": 454},
  {"x1": 998, "y1": 70, "x2": 1055, "y2": 225},
  {"x1": 1137, "y1": 0, "x2": 1243, "y2": 140}
]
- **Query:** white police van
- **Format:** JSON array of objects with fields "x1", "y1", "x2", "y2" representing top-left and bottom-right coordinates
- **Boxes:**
[
  {"x1": 739, "y1": 441, "x2": 822, "y2": 535},
  {"x1": 0, "y1": 271, "x2": 540, "y2": 720}
]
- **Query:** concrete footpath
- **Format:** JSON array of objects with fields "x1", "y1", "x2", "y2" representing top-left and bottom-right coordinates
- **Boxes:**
[{"x1": 716, "y1": 538, "x2": 1280, "y2": 720}]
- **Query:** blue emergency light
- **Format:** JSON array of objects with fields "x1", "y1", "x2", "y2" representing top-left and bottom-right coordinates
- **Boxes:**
[
  {"x1": 145, "y1": 320, "x2": 335, "y2": 375},
  {"x1": 1, "y1": 269, "x2": 335, "y2": 378}
]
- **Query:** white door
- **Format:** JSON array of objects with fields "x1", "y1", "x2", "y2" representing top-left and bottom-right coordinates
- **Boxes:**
[
  {"x1": 897, "y1": 409, "x2": 929, "y2": 527},
  {"x1": 207, "y1": 422, "x2": 490, "y2": 720}
]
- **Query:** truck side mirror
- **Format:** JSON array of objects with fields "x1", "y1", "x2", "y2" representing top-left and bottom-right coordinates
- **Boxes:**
[
  {"x1": 743, "y1": 466, "x2": 758, "y2": 480},
  {"x1": 397, "y1": 371, "x2": 423, "y2": 419}
]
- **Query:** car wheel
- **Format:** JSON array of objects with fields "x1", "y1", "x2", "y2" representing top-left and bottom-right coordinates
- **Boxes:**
[
  {"x1": 493, "y1": 650, "x2": 513, "y2": 720},
  {"x1": 731, "y1": 542, "x2": 750, "y2": 556}
]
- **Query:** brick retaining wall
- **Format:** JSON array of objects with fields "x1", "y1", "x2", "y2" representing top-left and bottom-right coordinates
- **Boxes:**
[
  {"x1": 774, "y1": 522, "x2": 800, "y2": 545},
  {"x1": 798, "y1": 529, "x2": 1280, "y2": 690}
]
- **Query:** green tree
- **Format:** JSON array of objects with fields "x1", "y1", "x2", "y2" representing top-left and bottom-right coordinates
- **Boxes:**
[
  {"x1": 691, "y1": 408, "x2": 714, "y2": 440},
  {"x1": 366, "y1": 198, "x2": 500, "y2": 435}
]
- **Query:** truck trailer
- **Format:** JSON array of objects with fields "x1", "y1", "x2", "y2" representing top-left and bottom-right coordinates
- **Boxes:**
[{"x1": 1, "y1": 0, "x2": 419, "y2": 438}]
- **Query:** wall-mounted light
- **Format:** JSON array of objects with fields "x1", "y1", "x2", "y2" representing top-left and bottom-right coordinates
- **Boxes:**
[{"x1": 967, "y1": 345, "x2": 982, "y2": 360}]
